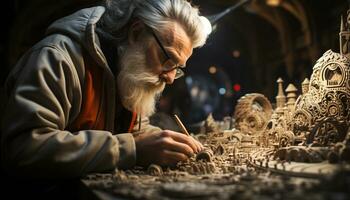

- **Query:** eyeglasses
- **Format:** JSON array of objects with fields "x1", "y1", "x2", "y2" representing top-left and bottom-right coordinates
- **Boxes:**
[{"x1": 149, "y1": 29, "x2": 185, "y2": 79}]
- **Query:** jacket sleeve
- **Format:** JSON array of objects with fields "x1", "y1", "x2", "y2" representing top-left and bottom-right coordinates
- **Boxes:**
[{"x1": 1, "y1": 46, "x2": 135, "y2": 178}]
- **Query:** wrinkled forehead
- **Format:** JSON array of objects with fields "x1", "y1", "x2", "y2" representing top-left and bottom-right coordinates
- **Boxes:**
[{"x1": 157, "y1": 22, "x2": 193, "y2": 64}]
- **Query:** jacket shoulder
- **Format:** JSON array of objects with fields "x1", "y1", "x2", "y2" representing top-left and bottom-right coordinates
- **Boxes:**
[{"x1": 33, "y1": 33, "x2": 85, "y2": 66}]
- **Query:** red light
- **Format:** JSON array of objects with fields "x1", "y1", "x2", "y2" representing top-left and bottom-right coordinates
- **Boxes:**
[{"x1": 233, "y1": 84, "x2": 241, "y2": 92}]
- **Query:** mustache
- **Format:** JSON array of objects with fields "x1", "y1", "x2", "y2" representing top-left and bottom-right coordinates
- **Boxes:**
[{"x1": 125, "y1": 71, "x2": 165, "y2": 86}]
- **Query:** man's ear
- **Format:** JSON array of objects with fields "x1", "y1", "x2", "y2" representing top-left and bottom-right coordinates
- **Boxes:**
[{"x1": 128, "y1": 20, "x2": 145, "y2": 45}]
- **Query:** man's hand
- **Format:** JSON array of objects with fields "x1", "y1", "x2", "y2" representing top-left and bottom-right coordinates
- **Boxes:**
[{"x1": 134, "y1": 130, "x2": 204, "y2": 167}]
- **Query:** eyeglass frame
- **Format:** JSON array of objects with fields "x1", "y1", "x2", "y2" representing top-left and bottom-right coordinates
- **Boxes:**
[{"x1": 147, "y1": 27, "x2": 185, "y2": 79}]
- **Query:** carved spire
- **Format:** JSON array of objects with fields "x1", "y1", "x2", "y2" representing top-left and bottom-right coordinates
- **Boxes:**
[
  {"x1": 276, "y1": 78, "x2": 286, "y2": 113},
  {"x1": 285, "y1": 84, "x2": 298, "y2": 111},
  {"x1": 301, "y1": 78, "x2": 310, "y2": 94}
]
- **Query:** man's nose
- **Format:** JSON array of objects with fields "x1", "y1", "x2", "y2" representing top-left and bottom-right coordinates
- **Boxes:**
[{"x1": 160, "y1": 69, "x2": 177, "y2": 84}]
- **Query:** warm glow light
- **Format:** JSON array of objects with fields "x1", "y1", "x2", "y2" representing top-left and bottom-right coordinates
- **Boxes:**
[
  {"x1": 266, "y1": 0, "x2": 281, "y2": 6},
  {"x1": 233, "y1": 84, "x2": 241, "y2": 92},
  {"x1": 232, "y1": 50, "x2": 241, "y2": 58},
  {"x1": 209, "y1": 66, "x2": 217, "y2": 74}
]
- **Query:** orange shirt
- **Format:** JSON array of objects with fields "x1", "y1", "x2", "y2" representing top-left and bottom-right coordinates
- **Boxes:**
[{"x1": 68, "y1": 53, "x2": 136, "y2": 133}]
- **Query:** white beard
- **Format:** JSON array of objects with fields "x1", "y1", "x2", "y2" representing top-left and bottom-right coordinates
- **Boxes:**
[{"x1": 117, "y1": 44, "x2": 166, "y2": 117}]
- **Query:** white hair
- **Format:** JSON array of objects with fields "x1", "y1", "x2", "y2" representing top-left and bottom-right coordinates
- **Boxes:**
[{"x1": 99, "y1": 0, "x2": 208, "y2": 48}]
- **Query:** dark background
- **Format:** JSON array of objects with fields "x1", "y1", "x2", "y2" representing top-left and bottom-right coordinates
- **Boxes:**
[{"x1": 0, "y1": 0, "x2": 348, "y2": 125}]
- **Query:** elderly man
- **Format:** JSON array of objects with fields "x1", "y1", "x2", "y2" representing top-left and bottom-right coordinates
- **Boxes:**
[{"x1": 1, "y1": 0, "x2": 208, "y2": 178}]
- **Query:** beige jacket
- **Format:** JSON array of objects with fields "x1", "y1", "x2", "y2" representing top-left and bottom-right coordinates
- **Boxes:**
[{"x1": 1, "y1": 6, "x2": 160, "y2": 179}]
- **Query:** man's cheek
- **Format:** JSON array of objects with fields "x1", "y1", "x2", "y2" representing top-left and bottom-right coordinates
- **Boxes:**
[{"x1": 145, "y1": 49, "x2": 162, "y2": 73}]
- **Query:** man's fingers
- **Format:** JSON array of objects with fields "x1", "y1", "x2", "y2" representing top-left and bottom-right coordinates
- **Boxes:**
[
  {"x1": 162, "y1": 137, "x2": 194, "y2": 157},
  {"x1": 164, "y1": 130, "x2": 199, "y2": 153},
  {"x1": 161, "y1": 150, "x2": 189, "y2": 166},
  {"x1": 193, "y1": 138, "x2": 204, "y2": 151},
  {"x1": 189, "y1": 136, "x2": 203, "y2": 152},
  {"x1": 135, "y1": 130, "x2": 203, "y2": 168}
]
